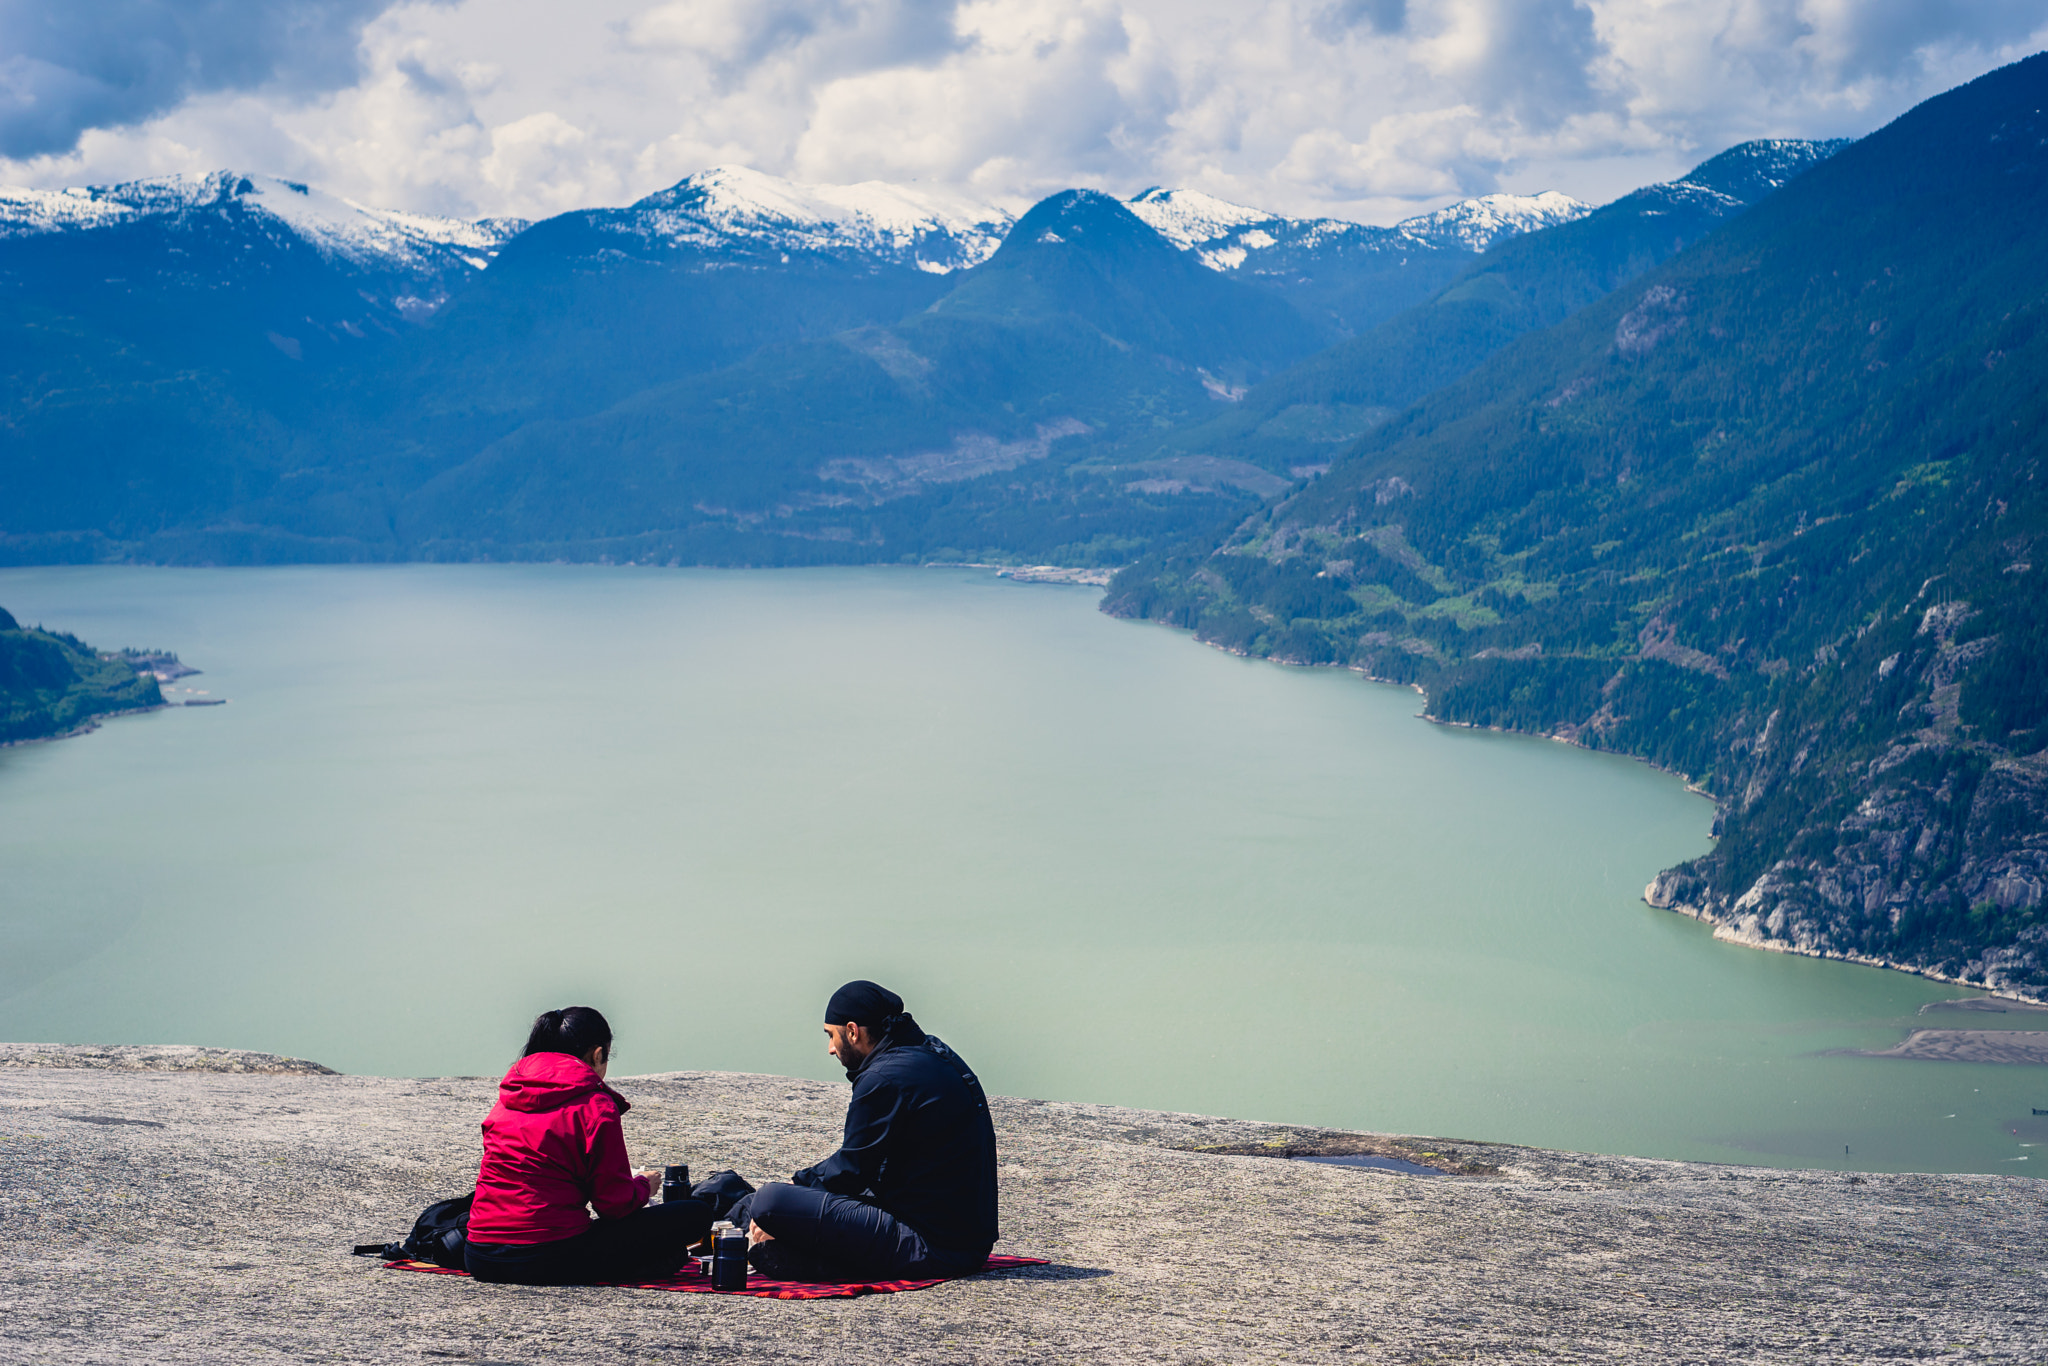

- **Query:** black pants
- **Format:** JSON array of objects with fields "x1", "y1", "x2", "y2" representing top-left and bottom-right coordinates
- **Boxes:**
[
  {"x1": 464, "y1": 1199, "x2": 712, "y2": 1285},
  {"x1": 738, "y1": 1183, "x2": 987, "y2": 1282}
]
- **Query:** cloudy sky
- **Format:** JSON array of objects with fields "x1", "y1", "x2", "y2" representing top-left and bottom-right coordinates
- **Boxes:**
[{"x1": 2, "y1": 0, "x2": 2043, "y2": 224}]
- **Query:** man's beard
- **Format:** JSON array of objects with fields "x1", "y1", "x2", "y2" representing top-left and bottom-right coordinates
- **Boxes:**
[{"x1": 838, "y1": 1036, "x2": 880, "y2": 1082}]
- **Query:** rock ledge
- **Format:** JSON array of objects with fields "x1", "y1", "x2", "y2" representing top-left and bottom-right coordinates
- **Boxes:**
[
  {"x1": 2, "y1": 1055, "x2": 2044, "y2": 1363},
  {"x1": 0, "y1": 1042, "x2": 337, "y2": 1074}
]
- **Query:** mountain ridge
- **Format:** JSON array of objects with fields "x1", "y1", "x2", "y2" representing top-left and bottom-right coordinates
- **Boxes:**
[
  {"x1": 389, "y1": 188, "x2": 1326, "y2": 564},
  {"x1": 1104, "y1": 137, "x2": 1853, "y2": 480},
  {"x1": 1126, "y1": 185, "x2": 1589, "y2": 267},
  {"x1": 1, "y1": 163, "x2": 1590, "y2": 284},
  {"x1": 0, "y1": 142, "x2": 1859, "y2": 570},
  {"x1": 0, "y1": 171, "x2": 526, "y2": 318},
  {"x1": 1103, "y1": 55, "x2": 2048, "y2": 996}
]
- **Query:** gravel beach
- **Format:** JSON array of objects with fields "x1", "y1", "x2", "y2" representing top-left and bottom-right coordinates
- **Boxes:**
[{"x1": 3, "y1": 1044, "x2": 2045, "y2": 1364}]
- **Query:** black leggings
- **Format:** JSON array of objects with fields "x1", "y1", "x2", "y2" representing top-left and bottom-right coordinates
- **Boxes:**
[
  {"x1": 464, "y1": 1199, "x2": 713, "y2": 1284},
  {"x1": 737, "y1": 1183, "x2": 987, "y2": 1282}
]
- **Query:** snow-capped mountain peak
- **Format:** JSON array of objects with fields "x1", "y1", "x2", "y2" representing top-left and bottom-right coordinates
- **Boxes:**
[
  {"x1": 1123, "y1": 187, "x2": 1353, "y2": 271},
  {"x1": 1123, "y1": 185, "x2": 1592, "y2": 275},
  {"x1": 1124, "y1": 187, "x2": 1275, "y2": 251},
  {"x1": 0, "y1": 171, "x2": 526, "y2": 272},
  {"x1": 620, "y1": 165, "x2": 1015, "y2": 273},
  {"x1": 222, "y1": 174, "x2": 523, "y2": 269},
  {"x1": 0, "y1": 183, "x2": 137, "y2": 233},
  {"x1": 1395, "y1": 191, "x2": 1590, "y2": 251},
  {"x1": 1658, "y1": 138, "x2": 1857, "y2": 210}
]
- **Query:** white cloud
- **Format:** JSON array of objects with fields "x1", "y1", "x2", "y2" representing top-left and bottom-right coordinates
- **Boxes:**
[
  {"x1": 478, "y1": 111, "x2": 631, "y2": 214},
  {"x1": 0, "y1": 0, "x2": 2041, "y2": 225},
  {"x1": 0, "y1": 0, "x2": 403, "y2": 158}
]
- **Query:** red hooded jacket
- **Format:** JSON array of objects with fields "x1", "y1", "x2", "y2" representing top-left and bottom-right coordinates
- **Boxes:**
[{"x1": 467, "y1": 1052, "x2": 651, "y2": 1244}]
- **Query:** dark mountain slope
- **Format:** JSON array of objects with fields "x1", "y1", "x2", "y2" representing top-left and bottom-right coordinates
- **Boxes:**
[
  {"x1": 394, "y1": 192, "x2": 1324, "y2": 562},
  {"x1": 0, "y1": 173, "x2": 521, "y2": 563},
  {"x1": 1126, "y1": 186, "x2": 1590, "y2": 340},
  {"x1": 1120, "y1": 140, "x2": 1849, "y2": 477},
  {"x1": 0, "y1": 173, "x2": 517, "y2": 373},
  {"x1": 1106, "y1": 55, "x2": 2048, "y2": 994},
  {"x1": 0, "y1": 303, "x2": 302, "y2": 556},
  {"x1": 933, "y1": 191, "x2": 1323, "y2": 383},
  {"x1": 349, "y1": 197, "x2": 960, "y2": 486}
]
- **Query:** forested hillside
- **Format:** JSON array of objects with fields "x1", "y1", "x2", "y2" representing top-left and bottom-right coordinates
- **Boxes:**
[
  {"x1": 1106, "y1": 55, "x2": 2048, "y2": 996},
  {"x1": 0, "y1": 605, "x2": 162, "y2": 744},
  {"x1": 0, "y1": 159, "x2": 1777, "y2": 569},
  {"x1": 1118, "y1": 139, "x2": 1846, "y2": 479},
  {"x1": 386, "y1": 190, "x2": 1327, "y2": 564}
]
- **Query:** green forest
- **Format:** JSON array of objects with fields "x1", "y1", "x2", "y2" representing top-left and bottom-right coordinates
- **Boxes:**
[
  {"x1": 0, "y1": 605, "x2": 163, "y2": 744},
  {"x1": 1106, "y1": 56, "x2": 2048, "y2": 994}
]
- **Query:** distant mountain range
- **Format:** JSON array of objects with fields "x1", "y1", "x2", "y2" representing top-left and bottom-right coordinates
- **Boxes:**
[
  {"x1": 588, "y1": 165, "x2": 1014, "y2": 273},
  {"x1": 0, "y1": 171, "x2": 524, "y2": 269},
  {"x1": 1129, "y1": 186, "x2": 1588, "y2": 267},
  {"x1": 1106, "y1": 55, "x2": 2048, "y2": 997},
  {"x1": 4, "y1": 55, "x2": 2042, "y2": 992},
  {"x1": 0, "y1": 170, "x2": 525, "y2": 344},
  {"x1": 393, "y1": 185, "x2": 1336, "y2": 564},
  {"x1": 0, "y1": 159, "x2": 1603, "y2": 564},
  {"x1": 1116, "y1": 138, "x2": 1849, "y2": 479},
  {"x1": 0, "y1": 163, "x2": 1584, "y2": 319},
  {"x1": 1125, "y1": 186, "x2": 1589, "y2": 337}
]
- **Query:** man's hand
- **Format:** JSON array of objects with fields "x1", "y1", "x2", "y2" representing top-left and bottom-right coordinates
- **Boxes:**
[
  {"x1": 748, "y1": 1220, "x2": 774, "y2": 1246},
  {"x1": 634, "y1": 1168, "x2": 662, "y2": 1193}
]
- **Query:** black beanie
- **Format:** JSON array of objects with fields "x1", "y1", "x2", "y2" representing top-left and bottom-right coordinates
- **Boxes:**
[{"x1": 825, "y1": 980, "x2": 904, "y2": 1028}]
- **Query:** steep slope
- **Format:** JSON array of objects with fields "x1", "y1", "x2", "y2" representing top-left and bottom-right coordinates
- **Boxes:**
[
  {"x1": 395, "y1": 191, "x2": 1324, "y2": 563},
  {"x1": 0, "y1": 171, "x2": 523, "y2": 356},
  {"x1": 1127, "y1": 187, "x2": 1588, "y2": 337},
  {"x1": 1124, "y1": 139, "x2": 1849, "y2": 478},
  {"x1": 338, "y1": 168, "x2": 1004, "y2": 500},
  {"x1": 0, "y1": 165, "x2": 1609, "y2": 566},
  {"x1": 0, "y1": 172, "x2": 525, "y2": 561},
  {"x1": 0, "y1": 167, "x2": 1007, "y2": 562},
  {"x1": 930, "y1": 189, "x2": 1316, "y2": 384},
  {"x1": 614, "y1": 165, "x2": 1011, "y2": 272},
  {"x1": 1106, "y1": 56, "x2": 2048, "y2": 994}
]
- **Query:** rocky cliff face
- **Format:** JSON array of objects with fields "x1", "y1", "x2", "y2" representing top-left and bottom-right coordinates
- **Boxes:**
[{"x1": 1646, "y1": 599, "x2": 2048, "y2": 1000}]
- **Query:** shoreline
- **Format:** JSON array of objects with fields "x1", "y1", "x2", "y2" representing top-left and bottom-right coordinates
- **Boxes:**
[
  {"x1": 924, "y1": 560, "x2": 1118, "y2": 586},
  {"x1": 1649, "y1": 894, "x2": 2048, "y2": 1006},
  {"x1": 1153, "y1": 621, "x2": 2048, "y2": 1009},
  {"x1": 0, "y1": 701, "x2": 169, "y2": 750}
]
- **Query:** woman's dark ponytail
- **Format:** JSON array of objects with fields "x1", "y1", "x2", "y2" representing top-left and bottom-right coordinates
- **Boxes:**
[{"x1": 523, "y1": 1005, "x2": 614, "y2": 1062}]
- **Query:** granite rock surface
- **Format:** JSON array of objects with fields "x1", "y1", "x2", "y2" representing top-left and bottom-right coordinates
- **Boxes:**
[{"x1": 3, "y1": 1048, "x2": 2045, "y2": 1364}]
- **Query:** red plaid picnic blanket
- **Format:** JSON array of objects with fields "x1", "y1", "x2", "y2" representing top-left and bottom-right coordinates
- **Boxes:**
[{"x1": 380, "y1": 1253, "x2": 1049, "y2": 1300}]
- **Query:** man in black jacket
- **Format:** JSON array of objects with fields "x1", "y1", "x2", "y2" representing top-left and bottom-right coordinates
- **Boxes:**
[{"x1": 743, "y1": 980, "x2": 999, "y2": 1281}]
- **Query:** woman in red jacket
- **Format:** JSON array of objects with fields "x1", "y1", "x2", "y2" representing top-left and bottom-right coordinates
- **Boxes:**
[{"x1": 464, "y1": 1006, "x2": 711, "y2": 1284}]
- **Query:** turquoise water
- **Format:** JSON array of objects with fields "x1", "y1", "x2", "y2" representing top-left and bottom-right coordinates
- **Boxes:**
[{"x1": 1, "y1": 564, "x2": 2042, "y2": 1174}]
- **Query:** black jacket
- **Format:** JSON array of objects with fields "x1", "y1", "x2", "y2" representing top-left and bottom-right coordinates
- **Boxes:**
[{"x1": 793, "y1": 1031, "x2": 999, "y2": 1254}]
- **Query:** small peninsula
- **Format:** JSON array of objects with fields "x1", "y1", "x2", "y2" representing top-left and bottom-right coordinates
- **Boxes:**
[{"x1": 0, "y1": 604, "x2": 165, "y2": 745}]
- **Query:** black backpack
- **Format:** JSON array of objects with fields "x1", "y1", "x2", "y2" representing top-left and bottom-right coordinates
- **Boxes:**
[{"x1": 352, "y1": 1192, "x2": 473, "y2": 1268}]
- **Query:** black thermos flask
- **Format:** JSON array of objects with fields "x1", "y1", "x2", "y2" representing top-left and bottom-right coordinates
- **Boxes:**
[
  {"x1": 661, "y1": 1164, "x2": 690, "y2": 1203},
  {"x1": 712, "y1": 1227, "x2": 748, "y2": 1290}
]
